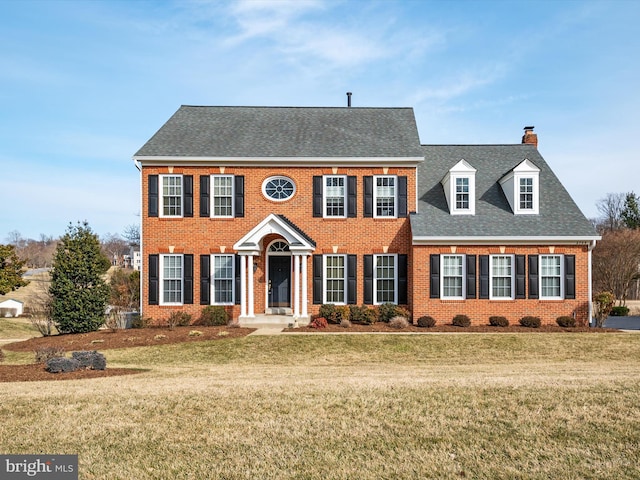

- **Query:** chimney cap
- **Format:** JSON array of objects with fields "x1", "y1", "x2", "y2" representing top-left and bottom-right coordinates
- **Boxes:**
[{"x1": 524, "y1": 125, "x2": 535, "y2": 131}]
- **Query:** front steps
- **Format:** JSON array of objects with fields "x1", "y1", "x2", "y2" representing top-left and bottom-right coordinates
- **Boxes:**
[{"x1": 238, "y1": 313, "x2": 310, "y2": 328}]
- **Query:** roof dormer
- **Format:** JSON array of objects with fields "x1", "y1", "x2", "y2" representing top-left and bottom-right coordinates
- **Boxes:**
[
  {"x1": 499, "y1": 159, "x2": 540, "y2": 215},
  {"x1": 441, "y1": 159, "x2": 476, "y2": 215}
]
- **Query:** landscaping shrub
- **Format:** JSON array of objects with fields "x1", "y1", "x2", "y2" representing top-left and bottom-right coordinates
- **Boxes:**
[
  {"x1": 198, "y1": 306, "x2": 229, "y2": 326},
  {"x1": 319, "y1": 304, "x2": 338, "y2": 324},
  {"x1": 72, "y1": 351, "x2": 106, "y2": 370},
  {"x1": 610, "y1": 306, "x2": 630, "y2": 316},
  {"x1": 167, "y1": 311, "x2": 192, "y2": 330},
  {"x1": 309, "y1": 317, "x2": 328, "y2": 329},
  {"x1": 417, "y1": 315, "x2": 436, "y2": 328},
  {"x1": 489, "y1": 316, "x2": 509, "y2": 327},
  {"x1": 131, "y1": 315, "x2": 150, "y2": 329},
  {"x1": 452, "y1": 314, "x2": 471, "y2": 327},
  {"x1": 519, "y1": 316, "x2": 541, "y2": 328},
  {"x1": 377, "y1": 303, "x2": 402, "y2": 323},
  {"x1": 34, "y1": 346, "x2": 66, "y2": 364},
  {"x1": 349, "y1": 305, "x2": 376, "y2": 325},
  {"x1": 46, "y1": 357, "x2": 81, "y2": 373},
  {"x1": 556, "y1": 316, "x2": 576, "y2": 328},
  {"x1": 389, "y1": 316, "x2": 409, "y2": 329},
  {"x1": 335, "y1": 305, "x2": 351, "y2": 324}
]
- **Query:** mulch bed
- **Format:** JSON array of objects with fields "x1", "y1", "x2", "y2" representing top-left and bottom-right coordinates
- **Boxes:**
[
  {"x1": 0, "y1": 326, "x2": 255, "y2": 383},
  {"x1": 286, "y1": 323, "x2": 619, "y2": 333}
]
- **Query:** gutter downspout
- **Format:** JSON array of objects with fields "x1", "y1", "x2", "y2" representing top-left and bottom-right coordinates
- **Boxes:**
[
  {"x1": 133, "y1": 158, "x2": 143, "y2": 316},
  {"x1": 588, "y1": 239, "x2": 597, "y2": 326}
]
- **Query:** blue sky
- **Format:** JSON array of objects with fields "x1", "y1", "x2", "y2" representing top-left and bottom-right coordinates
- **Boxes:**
[{"x1": 1, "y1": 0, "x2": 639, "y2": 241}]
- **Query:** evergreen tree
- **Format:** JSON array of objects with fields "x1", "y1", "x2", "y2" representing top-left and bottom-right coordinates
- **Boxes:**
[
  {"x1": 621, "y1": 192, "x2": 640, "y2": 229},
  {"x1": 50, "y1": 221, "x2": 111, "y2": 334},
  {"x1": 0, "y1": 244, "x2": 29, "y2": 295}
]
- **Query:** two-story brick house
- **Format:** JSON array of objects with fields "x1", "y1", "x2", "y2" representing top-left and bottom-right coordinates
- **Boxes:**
[{"x1": 133, "y1": 105, "x2": 599, "y2": 326}]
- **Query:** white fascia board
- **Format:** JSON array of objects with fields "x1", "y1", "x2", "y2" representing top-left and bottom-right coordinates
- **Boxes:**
[
  {"x1": 132, "y1": 156, "x2": 424, "y2": 167},
  {"x1": 412, "y1": 235, "x2": 601, "y2": 245}
]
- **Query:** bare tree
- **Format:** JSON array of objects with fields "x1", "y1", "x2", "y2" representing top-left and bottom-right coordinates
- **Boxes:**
[
  {"x1": 122, "y1": 223, "x2": 140, "y2": 246},
  {"x1": 592, "y1": 229, "x2": 640, "y2": 304},
  {"x1": 101, "y1": 233, "x2": 130, "y2": 266},
  {"x1": 596, "y1": 193, "x2": 626, "y2": 232}
]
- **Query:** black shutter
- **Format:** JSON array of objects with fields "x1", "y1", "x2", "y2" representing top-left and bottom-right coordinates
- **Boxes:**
[
  {"x1": 148, "y1": 175, "x2": 158, "y2": 217},
  {"x1": 398, "y1": 176, "x2": 408, "y2": 218},
  {"x1": 149, "y1": 254, "x2": 159, "y2": 305},
  {"x1": 183, "y1": 254, "x2": 194, "y2": 304},
  {"x1": 528, "y1": 255, "x2": 539, "y2": 299},
  {"x1": 313, "y1": 176, "x2": 323, "y2": 217},
  {"x1": 364, "y1": 176, "x2": 373, "y2": 218},
  {"x1": 235, "y1": 255, "x2": 241, "y2": 305},
  {"x1": 466, "y1": 255, "x2": 476, "y2": 299},
  {"x1": 479, "y1": 255, "x2": 489, "y2": 299},
  {"x1": 515, "y1": 255, "x2": 526, "y2": 299},
  {"x1": 313, "y1": 255, "x2": 323, "y2": 304},
  {"x1": 200, "y1": 255, "x2": 210, "y2": 305},
  {"x1": 347, "y1": 254, "x2": 357, "y2": 304},
  {"x1": 183, "y1": 176, "x2": 193, "y2": 217},
  {"x1": 430, "y1": 254, "x2": 440, "y2": 298},
  {"x1": 364, "y1": 254, "x2": 374, "y2": 304},
  {"x1": 234, "y1": 176, "x2": 244, "y2": 218},
  {"x1": 347, "y1": 176, "x2": 357, "y2": 218},
  {"x1": 398, "y1": 254, "x2": 408, "y2": 304},
  {"x1": 200, "y1": 175, "x2": 210, "y2": 217},
  {"x1": 564, "y1": 255, "x2": 576, "y2": 299}
]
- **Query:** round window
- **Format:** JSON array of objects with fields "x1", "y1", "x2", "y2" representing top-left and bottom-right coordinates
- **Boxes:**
[{"x1": 263, "y1": 176, "x2": 295, "y2": 201}]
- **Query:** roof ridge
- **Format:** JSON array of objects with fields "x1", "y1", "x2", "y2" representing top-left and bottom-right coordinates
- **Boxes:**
[{"x1": 179, "y1": 105, "x2": 414, "y2": 110}]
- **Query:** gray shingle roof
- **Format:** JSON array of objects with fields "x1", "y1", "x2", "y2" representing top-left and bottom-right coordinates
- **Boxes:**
[
  {"x1": 134, "y1": 106, "x2": 423, "y2": 158},
  {"x1": 411, "y1": 144, "x2": 598, "y2": 239}
]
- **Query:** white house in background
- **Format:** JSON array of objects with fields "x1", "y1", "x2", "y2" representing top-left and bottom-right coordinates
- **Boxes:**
[
  {"x1": 0, "y1": 299, "x2": 24, "y2": 317},
  {"x1": 132, "y1": 246, "x2": 141, "y2": 271}
]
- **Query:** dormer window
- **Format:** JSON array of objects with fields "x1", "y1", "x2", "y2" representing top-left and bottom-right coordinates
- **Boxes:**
[
  {"x1": 499, "y1": 159, "x2": 540, "y2": 215},
  {"x1": 441, "y1": 159, "x2": 476, "y2": 215}
]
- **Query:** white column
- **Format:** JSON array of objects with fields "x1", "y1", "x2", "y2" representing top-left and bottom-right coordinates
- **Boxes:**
[
  {"x1": 301, "y1": 254, "x2": 308, "y2": 318},
  {"x1": 294, "y1": 255, "x2": 300, "y2": 318},
  {"x1": 240, "y1": 255, "x2": 247, "y2": 317},
  {"x1": 247, "y1": 255, "x2": 255, "y2": 317}
]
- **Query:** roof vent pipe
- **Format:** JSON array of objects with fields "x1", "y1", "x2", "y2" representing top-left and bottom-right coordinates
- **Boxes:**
[{"x1": 346, "y1": 92, "x2": 352, "y2": 108}]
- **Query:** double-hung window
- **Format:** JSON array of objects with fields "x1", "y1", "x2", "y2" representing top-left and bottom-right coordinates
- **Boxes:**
[
  {"x1": 212, "y1": 175, "x2": 234, "y2": 217},
  {"x1": 375, "y1": 254, "x2": 396, "y2": 303},
  {"x1": 324, "y1": 176, "x2": 346, "y2": 217},
  {"x1": 490, "y1": 255, "x2": 514, "y2": 299},
  {"x1": 212, "y1": 254, "x2": 234, "y2": 304},
  {"x1": 161, "y1": 254, "x2": 183, "y2": 304},
  {"x1": 161, "y1": 175, "x2": 182, "y2": 217},
  {"x1": 375, "y1": 176, "x2": 396, "y2": 218},
  {"x1": 540, "y1": 255, "x2": 562, "y2": 299},
  {"x1": 519, "y1": 178, "x2": 534, "y2": 210},
  {"x1": 324, "y1": 255, "x2": 346, "y2": 304},
  {"x1": 441, "y1": 255, "x2": 464, "y2": 299},
  {"x1": 455, "y1": 178, "x2": 470, "y2": 210}
]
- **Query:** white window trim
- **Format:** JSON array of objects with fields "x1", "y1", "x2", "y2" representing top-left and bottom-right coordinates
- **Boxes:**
[
  {"x1": 159, "y1": 254, "x2": 183, "y2": 306},
  {"x1": 323, "y1": 175, "x2": 347, "y2": 219},
  {"x1": 539, "y1": 254, "x2": 564, "y2": 300},
  {"x1": 452, "y1": 175, "x2": 475, "y2": 215},
  {"x1": 440, "y1": 254, "x2": 465, "y2": 300},
  {"x1": 515, "y1": 175, "x2": 539, "y2": 215},
  {"x1": 262, "y1": 175, "x2": 296, "y2": 202},
  {"x1": 373, "y1": 253, "x2": 397, "y2": 305},
  {"x1": 160, "y1": 174, "x2": 183, "y2": 218},
  {"x1": 489, "y1": 255, "x2": 515, "y2": 300},
  {"x1": 211, "y1": 174, "x2": 234, "y2": 218},
  {"x1": 373, "y1": 175, "x2": 397, "y2": 219},
  {"x1": 211, "y1": 254, "x2": 235, "y2": 305},
  {"x1": 323, "y1": 254, "x2": 347, "y2": 305}
]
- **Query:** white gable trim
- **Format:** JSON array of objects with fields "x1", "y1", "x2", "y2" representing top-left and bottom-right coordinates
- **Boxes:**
[{"x1": 233, "y1": 214, "x2": 315, "y2": 254}]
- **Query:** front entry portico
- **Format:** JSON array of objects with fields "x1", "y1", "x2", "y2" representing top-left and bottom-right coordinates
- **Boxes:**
[{"x1": 233, "y1": 214, "x2": 315, "y2": 321}]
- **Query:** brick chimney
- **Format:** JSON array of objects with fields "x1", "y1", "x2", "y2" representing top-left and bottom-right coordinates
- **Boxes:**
[{"x1": 522, "y1": 126, "x2": 538, "y2": 148}]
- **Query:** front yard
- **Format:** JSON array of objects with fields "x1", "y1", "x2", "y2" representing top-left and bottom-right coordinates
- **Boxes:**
[{"x1": 1, "y1": 331, "x2": 639, "y2": 479}]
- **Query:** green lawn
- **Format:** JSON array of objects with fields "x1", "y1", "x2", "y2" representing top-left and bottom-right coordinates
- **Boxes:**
[{"x1": 1, "y1": 333, "x2": 639, "y2": 479}]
